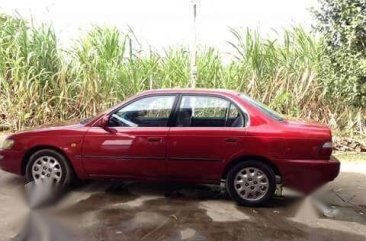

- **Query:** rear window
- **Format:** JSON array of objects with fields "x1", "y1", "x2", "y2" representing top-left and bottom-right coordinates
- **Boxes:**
[{"x1": 240, "y1": 94, "x2": 285, "y2": 122}]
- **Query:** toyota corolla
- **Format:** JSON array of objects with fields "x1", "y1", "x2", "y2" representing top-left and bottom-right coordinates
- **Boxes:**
[{"x1": 0, "y1": 89, "x2": 340, "y2": 206}]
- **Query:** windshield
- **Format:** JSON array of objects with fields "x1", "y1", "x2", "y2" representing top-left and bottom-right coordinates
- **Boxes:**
[
  {"x1": 240, "y1": 94, "x2": 285, "y2": 121},
  {"x1": 79, "y1": 111, "x2": 106, "y2": 125},
  {"x1": 80, "y1": 117, "x2": 92, "y2": 124}
]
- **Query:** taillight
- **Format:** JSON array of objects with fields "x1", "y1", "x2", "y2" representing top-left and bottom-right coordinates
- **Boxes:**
[
  {"x1": 319, "y1": 141, "x2": 333, "y2": 157},
  {"x1": 322, "y1": 141, "x2": 333, "y2": 149}
]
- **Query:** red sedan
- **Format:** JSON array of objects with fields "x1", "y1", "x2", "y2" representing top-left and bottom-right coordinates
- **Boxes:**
[{"x1": 0, "y1": 89, "x2": 340, "y2": 206}]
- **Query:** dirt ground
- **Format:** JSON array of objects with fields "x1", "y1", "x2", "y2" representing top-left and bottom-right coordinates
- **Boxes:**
[{"x1": 0, "y1": 135, "x2": 365, "y2": 241}]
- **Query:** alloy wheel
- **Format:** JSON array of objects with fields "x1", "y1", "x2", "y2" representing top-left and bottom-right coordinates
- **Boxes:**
[
  {"x1": 31, "y1": 156, "x2": 63, "y2": 184},
  {"x1": 234, "y1": 167, "x2": 269, "y2": 201}
]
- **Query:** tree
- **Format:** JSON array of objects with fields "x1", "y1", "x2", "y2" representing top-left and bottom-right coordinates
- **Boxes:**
[{"x1": 313, "y1": 0, "x2": 366, "y2": 107}]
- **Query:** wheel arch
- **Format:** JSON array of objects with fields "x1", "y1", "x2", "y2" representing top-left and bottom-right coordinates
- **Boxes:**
[
  {"x1": 21, "y1": 145, "x2": 74, "y2": 176},
  {"x1": 222, "y1": 155, "x2": 281, "y2": 180}
]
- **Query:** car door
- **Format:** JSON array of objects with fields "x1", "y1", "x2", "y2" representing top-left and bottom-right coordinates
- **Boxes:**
[
  {"x1": 166, "y1": 94, "x2": 247, "y2": 182},
  {"x1": 82, "y1": 95, "x2": 177, "y2": 178}
]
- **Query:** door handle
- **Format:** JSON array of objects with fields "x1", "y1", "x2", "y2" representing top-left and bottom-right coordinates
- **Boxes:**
[
  {"x1": 224, "y1": 138, "x2": 239, "y2": 143},
  {"x1": 147, "y1": 137, "x2": 163, "y2": 142}
]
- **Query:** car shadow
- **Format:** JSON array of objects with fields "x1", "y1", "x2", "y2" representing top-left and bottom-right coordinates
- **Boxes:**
[{"x1": 66, "y1": 180, "x2": 303, "y2": 212}]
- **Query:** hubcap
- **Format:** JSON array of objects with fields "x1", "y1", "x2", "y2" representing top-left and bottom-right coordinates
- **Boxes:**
[
  {"x1": 31, "y1": 156, "x2": 62, "y2": 184},
  {"x1": 234, "y1": 167, "x2": 269, "y2": 201}
]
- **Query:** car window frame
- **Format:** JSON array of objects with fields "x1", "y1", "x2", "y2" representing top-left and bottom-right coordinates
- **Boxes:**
[
  {"x1": 170, "y1": 93, "x2": 249, "y2": 128},
  {"x1": 108, "y1": 94, "x2": 179, "y2": 128}
]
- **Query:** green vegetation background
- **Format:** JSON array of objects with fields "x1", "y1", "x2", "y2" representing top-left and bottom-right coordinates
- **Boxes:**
[{"x1": 0, "y1": 0, "x2": 365, "y2": 137}]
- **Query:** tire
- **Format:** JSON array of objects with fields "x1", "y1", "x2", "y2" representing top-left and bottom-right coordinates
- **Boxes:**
[
  {"x1": 25, "y1": 149, "x2": 73, "y2": 188},
  {"x1": 226, "y1": 161, "x2": 276, "y2": 206}
]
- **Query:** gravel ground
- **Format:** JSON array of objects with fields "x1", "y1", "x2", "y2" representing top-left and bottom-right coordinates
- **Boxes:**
[{"x1": 0, "y1": 134, "x2": 365, "y2": 241}]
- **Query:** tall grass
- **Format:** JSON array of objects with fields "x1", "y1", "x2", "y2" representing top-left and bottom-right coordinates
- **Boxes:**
[{"x1": 0, "y1": 14, "x2": 364, "y2": 135}]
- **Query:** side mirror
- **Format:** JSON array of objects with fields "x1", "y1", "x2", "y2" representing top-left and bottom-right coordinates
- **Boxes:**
[
  {"x1": 98, "y1": 116, "x2": 117, "y2": 133},
  {"x1": 98, "y1": 116, "x2": 108, "y2": 128}
]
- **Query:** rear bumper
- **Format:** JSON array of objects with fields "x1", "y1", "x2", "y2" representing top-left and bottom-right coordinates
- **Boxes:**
[
  {"x1": 278, "y1": 156, "x2": 340, "y2": 194},
  {"x1": 0, "y1": 150, "x2": 23, "y2": 175}
]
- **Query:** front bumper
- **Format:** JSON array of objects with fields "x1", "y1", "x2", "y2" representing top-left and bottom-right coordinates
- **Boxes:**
[
  {"x1": 278, "y1": 156, "x2": 340, "y2": 194},
  {"x1": 0, "y1": 150, "x2": 23, "y2": 175}
]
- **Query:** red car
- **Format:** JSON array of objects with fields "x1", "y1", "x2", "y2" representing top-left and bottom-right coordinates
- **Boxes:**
[{"x1": 0, "y1": 89, "x2": 340, "y2": 206}]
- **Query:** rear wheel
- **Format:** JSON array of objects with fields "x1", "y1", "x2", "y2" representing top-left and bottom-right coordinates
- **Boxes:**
[{"x1": 226, "y1": 161, "x2": 276, "y2": 206}]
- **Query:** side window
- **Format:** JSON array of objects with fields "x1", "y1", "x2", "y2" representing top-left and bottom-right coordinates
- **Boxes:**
[
  {"x1": 175, "y1": 95, "x2": 244, "y2": 127},
  {"x1": 109, "y1": 96, "x2": 175, "y2": 127}
]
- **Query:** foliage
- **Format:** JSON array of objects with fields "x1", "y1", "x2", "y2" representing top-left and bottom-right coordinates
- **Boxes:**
[
  {"x1": 312, "y1": 0, "x2": 366, "y2": 107},
  {"x1": 0, "y1": 14, "x2": 364, "y2": 135}
]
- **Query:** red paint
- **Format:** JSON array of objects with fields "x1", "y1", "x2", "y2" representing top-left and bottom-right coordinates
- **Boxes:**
[{"x1": 0, "y1": 89, "x2": 340, "y2": 193}]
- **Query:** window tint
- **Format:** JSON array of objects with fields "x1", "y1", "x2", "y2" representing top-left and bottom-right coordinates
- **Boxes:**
[
  {"x1": 109, "y1": 96, "x2": 175, "y2": 127},
  {"x1": 175, "y1": 96, "x2": 244, "y2": 127},
  {"x1": 239, "y1": 94, "x2": 284, "y2": 121}
]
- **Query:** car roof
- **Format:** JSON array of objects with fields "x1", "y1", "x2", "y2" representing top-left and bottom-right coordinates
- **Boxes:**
[{"x1": 139, "y1": 88, "x2": 240, "y2": 96}]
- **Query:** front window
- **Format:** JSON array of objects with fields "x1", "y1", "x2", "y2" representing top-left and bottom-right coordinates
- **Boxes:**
[
  {"x1": 109, "y1": 95, "x2": 176, "y2": 127},
  {"x1": 240, "y1": 94, "x2": 285, "y2": 121},
  {"x1": 175, "y1": 95, "x2": 245, "y2": 127}
]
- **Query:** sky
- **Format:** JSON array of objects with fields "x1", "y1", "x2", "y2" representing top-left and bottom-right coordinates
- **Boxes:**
[{"x1": 0, "y1": 0, "x2": 317, "y2": 52}]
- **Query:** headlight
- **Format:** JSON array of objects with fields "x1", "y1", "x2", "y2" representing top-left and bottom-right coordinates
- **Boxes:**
[{"x1": 0, "y1": 139, "x2": 15, "y2": 150}]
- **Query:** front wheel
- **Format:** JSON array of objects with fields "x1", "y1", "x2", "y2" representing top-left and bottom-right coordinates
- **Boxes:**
[
  {"x1": 226, "y1": 161, "x2": 276, "y2": 206},
  {"x1": 26, "y1": 149, "x2": 73, "y2": 188}
]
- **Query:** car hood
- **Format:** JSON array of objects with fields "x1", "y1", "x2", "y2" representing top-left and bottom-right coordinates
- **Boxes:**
[{"x1": 12, "y1": 120, "x2": 84, "y2": 136}]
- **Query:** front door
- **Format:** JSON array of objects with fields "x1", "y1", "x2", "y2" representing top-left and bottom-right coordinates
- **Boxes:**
[
  {"x1": 82, "y1": 95, "x2": 177, "y2": 179},
  {"x1": 166, "y1": 95, "x2": 247, "y2": 182}
]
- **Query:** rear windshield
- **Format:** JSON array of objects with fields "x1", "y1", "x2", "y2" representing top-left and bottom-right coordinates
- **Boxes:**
[{"x1": 240, "y1": 94, "x2": 285, "y2": 122}]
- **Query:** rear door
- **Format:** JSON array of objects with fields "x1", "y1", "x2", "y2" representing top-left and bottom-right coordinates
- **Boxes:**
[{"x1": 166, "y1": 94, "x2": 247, "y2": 182}]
